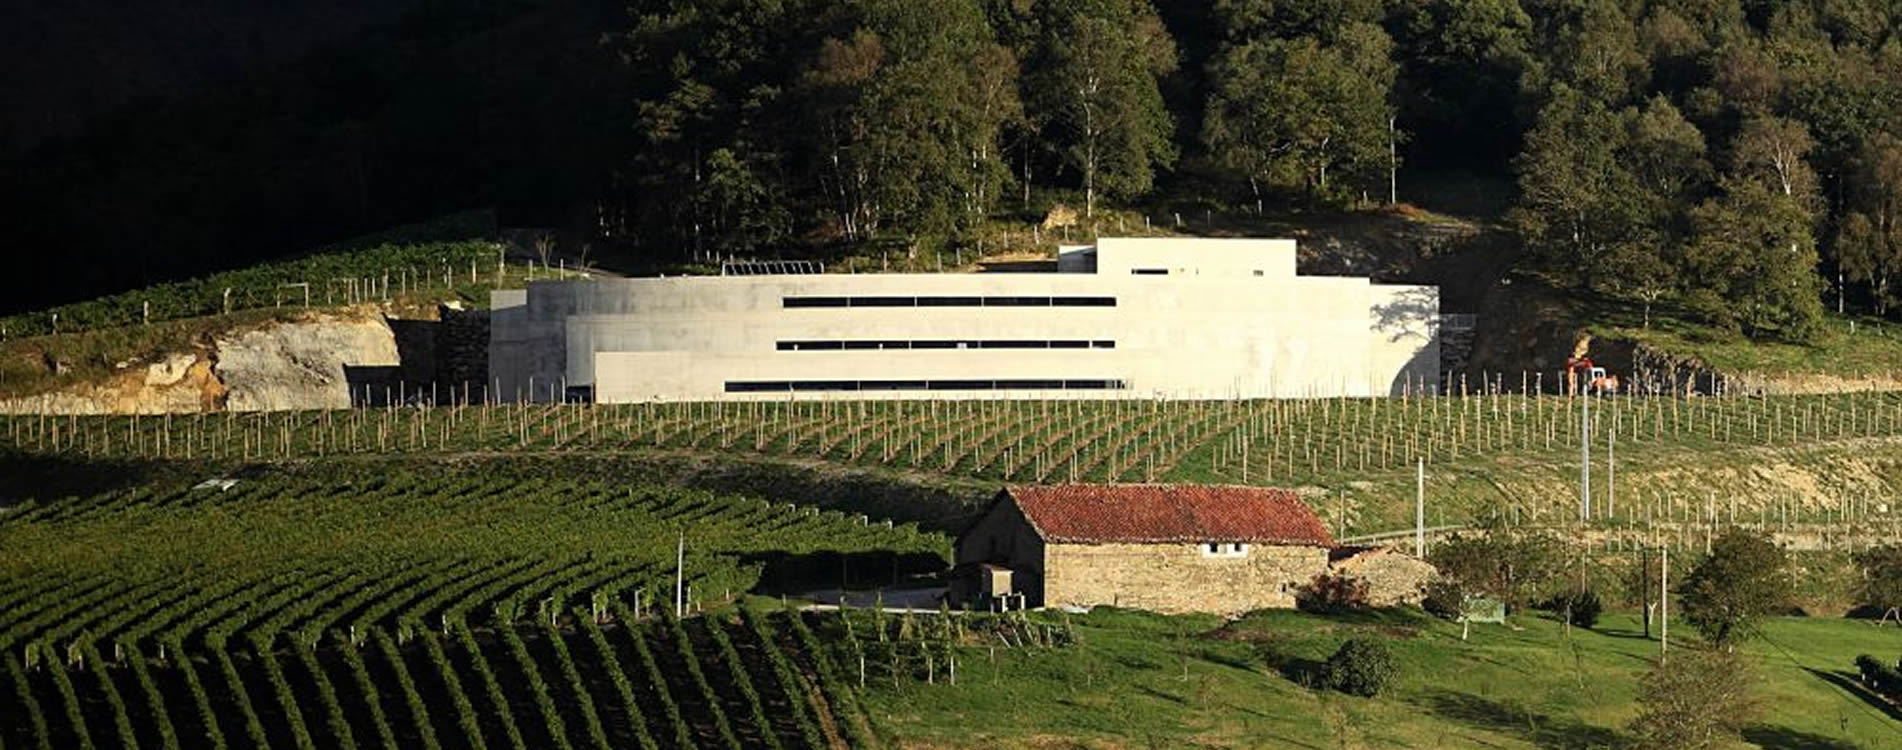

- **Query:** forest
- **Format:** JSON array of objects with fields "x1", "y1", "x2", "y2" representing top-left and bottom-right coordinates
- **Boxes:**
[{"x1": 6, "y1": 0, "x2": 1902, "y2": 343}]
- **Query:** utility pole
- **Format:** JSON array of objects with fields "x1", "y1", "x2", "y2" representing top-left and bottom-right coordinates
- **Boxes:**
[
  {"x1": 1581, "y1": 393, "x2": 1591, "y2": 522},
  {"x1": 1415, "y1": 457, "x2": 1426, "y2": 557},
  {"x1": 1660, "y1": 544, "x2": 1670, "y2": 662},
  {"x1": 1608, "y1": 424, "x2": 1616, "y2": 519},
  {"x1": 675, "y1": 529, "x2": 686, "y2": 617},
  {"x1": 1640, "y1": 545, "x2": 1651, "y2": 638}
]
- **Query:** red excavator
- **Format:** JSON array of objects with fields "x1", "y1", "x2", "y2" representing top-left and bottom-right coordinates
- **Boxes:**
[{"x1": 1565, "y1": 356, "x2": 1621, "y2": 395}]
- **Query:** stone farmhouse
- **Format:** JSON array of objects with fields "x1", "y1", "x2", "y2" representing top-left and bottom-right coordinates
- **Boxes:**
[{"x1": 952, "y1": 484, "x2": 1337, "y2": 615}]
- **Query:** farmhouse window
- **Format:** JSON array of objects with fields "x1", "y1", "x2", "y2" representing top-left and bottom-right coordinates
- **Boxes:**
[{"x1": 1201, "y1": 542, "x2": 1249, "y2": 558}]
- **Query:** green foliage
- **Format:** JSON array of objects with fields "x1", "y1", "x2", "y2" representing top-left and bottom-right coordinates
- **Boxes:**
[
  {"x1": 1678, "y1": 529, "x2": 1791, "y2": 645},
  {"x1": 1295, "y1": 571, "x2": 1371, "y2": 615},
  {"x1": 1321, "y1": 636, "x2": 1398, "y2": 697},
  {"x1": 1850, "y1": 544, "x2": 1902, "y2": 614},
  {"x1": 1419, "y1": 578, "x2": 1467, "y2": 620},
  {"x1": 1203, "y1": 15, "x2": 1396, "y2": 202},
  {"x1": 1024, "y1": 0, "x2": 1176, "y2": 217},
  {"x1": 1429, "y1": 524, "x2": 1569, "y2": 613},
  {"x1": 1547, "y1": 589, "x2": 1603, "y2": 629},
  {"x1": 1628, "y1": 648, "x2": 1760, "y2": 750},
  {"x1": 1854, "y1": 654, "x2": 1901, "y2": 700}
]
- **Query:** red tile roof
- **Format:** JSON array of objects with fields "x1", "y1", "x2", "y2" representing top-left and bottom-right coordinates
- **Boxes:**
[{"x1": 1003, "y1": 484, "x2": 1334, "y2": 547}]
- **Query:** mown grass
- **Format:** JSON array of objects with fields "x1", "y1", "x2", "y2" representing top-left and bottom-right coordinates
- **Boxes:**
[{"x1": 865, "y1": 607, "x2": 1902, "y2": 749}]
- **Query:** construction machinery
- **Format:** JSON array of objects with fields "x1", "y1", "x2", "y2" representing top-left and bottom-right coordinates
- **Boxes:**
[{"x1": 1564, "y1": 356, "x2": 1620, "y2": 394}]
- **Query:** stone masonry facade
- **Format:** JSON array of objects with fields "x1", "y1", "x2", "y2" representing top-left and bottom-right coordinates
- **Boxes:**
[{"x1": 1042, "y1": 542, "x2": 1328, "y2": 615}]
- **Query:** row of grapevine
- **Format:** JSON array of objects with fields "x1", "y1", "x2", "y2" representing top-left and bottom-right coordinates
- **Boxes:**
[
  {"x1": 0, "y1": 612, "x2": 881, "y2": 750},
  {"x1": 12, "y1": 390, "x2": 1902, "y2": 487}
]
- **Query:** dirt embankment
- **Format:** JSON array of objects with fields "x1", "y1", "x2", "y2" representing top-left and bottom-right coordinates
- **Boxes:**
[{"x1": 0, "y1": 308, "x2": 400, "y2": 414}]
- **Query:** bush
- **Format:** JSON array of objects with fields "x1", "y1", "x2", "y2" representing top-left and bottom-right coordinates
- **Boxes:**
[
  {"x1": 1629, "y1": 648, "x2": 1760, "y2": 750},
  {"x1": 1297, "y1": 572, "x2": 1370, "y2": 615},
  {"x1": 1321, "y1": 637, "x2": 1399, "y2": 697},
  {"x1": 1543, "y1": 590, "x2": 1602, "y2": 628},
  {"x1": 1857, "y1": 654, "x2": 1902, "y2": 700},
  {"x1": 1421, "y1": 579, "x2": 1466, "y2": 620}
]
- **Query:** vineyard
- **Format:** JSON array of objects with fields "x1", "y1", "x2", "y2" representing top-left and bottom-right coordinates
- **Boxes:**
[
  {"x1": 0, "y1": 474, "x2": 948, "y2": 749},
  {"x1": 9, "y1": 389, "x2": 1902, "y2": 534}
]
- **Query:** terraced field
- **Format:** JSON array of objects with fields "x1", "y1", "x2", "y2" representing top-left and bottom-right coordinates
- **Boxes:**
[
  {"x1": 0, "y1": 475, "x2": 944, "y2": 749},
  {"x1": 9, "y1": 391, "x2": 1902, "y2": 534}
]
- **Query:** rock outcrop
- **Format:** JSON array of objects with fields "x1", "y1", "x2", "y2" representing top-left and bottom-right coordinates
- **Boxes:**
[
  {"x1": 0, "y1": 308, "x2": 403, "y2": 414},
  {"x1": 213, "y1": 313, "x2": 400, "y2": 411}
]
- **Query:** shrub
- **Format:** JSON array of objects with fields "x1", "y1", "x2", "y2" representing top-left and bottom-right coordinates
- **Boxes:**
[
  {"x1": 1679, "y1": 529, "x2": 1790, "y2": 645},
  {"x1": 1421, "y1": 579, "x2": 1467, "y2": 620},
  {"x1": 1857, "y1": 654, "x2": 1902, "y2": 700},
  {"x1": 1543, "y1": 590, "x2": 1602, "y2": 628},
  {"x1": 1629, "y1": 648, "x2": 1760, "y2": 750},
  {"x1": 1297, "y1": 572, "x2": 1370, "y2": 615},
  {"x1": 1321, "y1": 637, "x2": 1399, "y2": 697}
]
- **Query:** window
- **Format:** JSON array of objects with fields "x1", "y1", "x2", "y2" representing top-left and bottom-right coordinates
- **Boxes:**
[
  {"x1": 1201, "y1": 542, "x2": 1249, "y2": 558},
  {"x1": 725, "y1": 378, "x2": 1128, "y2": 393},
  {"x1": 1252, "y1": 270, "x2": 1264, "y2": 276},
  {"x1": 783, "y1": 295, "x2": 1116, "y2": 308},
  {"x1": 1131, "y1": 268, "x2": 1168, "y2": 275},
  {"x1": 778, "y1": 339, "x2": 1116, "y2": 351}
]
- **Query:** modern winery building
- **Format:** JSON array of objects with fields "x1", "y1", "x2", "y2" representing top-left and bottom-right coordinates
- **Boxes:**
[{"x1": 489, "y1": 237, "x2": 1440, "y2": 402}]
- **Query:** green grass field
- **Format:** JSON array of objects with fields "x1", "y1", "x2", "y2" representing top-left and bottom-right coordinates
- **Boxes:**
[{"x1": 861, "y1": 608, "x2": 1902, "y2": 749}]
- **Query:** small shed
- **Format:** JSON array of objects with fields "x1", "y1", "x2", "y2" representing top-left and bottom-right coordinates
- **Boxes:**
[{"x1": 953, "y1": 484, "x2": 1336, "y2": 615}]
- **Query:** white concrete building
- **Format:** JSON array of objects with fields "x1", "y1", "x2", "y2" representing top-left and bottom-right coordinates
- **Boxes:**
[{"x1": 490, "y1": 237, "x2": 1439, "y2": 402}]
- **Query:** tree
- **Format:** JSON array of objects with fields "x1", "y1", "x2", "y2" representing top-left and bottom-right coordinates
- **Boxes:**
[
  {"x1": 1429, "y1": 525, "x2": 1569, "y2": 614},
  {"x1": 1676, "y1": 529, "x2": 1789, "y2": 646},
  {"x1": 1850, "y1": 544, "x2": 1902, "y2": 616},
  {"x1": 795, "y1": 0, "x2": 1021, "y2": 245},
  {"x1": 1510, "y1": 86, "x2": 1649, "y2": 291},
  {"x1": 1837, "y1": 134, "x2": 1902, "y2": 315},
  {"x1": 1027, "y1": 0, "x2": 1176, "y2": 218},
  {"x1": 1628, "y1": 648, "x2": 1762, "y2": 750},
  {"x1": 1203, "y1": 22, "x2": 1397, "y2": 203}
]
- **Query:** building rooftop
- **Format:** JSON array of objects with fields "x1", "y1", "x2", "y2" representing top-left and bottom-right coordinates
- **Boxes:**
[{"x1": 1003, "y1": 483, "x2": 1334, "y2": 547}]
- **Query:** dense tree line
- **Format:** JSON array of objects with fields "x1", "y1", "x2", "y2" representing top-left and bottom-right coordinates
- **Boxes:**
[
  {"x1": 608, "y1": 0, "x2": 1902, "y2": 341},
  {"x1": 8, "y1": 0, "x2": 1902, "y2": 341}
]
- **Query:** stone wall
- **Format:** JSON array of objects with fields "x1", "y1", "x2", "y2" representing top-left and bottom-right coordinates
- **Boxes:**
[
  {"x1": 1042, "y1": 542, "x2": 1328, "y2": 615},
  {"x1": 952, "y1": 498, "x2": 1047, "y2": 604},
  {"x1": 1328, "y1": 547, "x2": 1438, "y2": 607}
]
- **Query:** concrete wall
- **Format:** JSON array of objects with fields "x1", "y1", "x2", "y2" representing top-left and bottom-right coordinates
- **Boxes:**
[
  {"x1": 1043, "y1": 542, "x2": 1328, "y2": 615},
  {"x1": 492, "y1": 237, "x2": 1440, "y2": 402}
]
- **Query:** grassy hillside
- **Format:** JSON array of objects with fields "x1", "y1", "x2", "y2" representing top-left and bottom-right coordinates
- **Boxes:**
[
  {"x1": 857, "y1": 608, "x2": 1901, "y2": 749},
  {"x1": 9, "y1": 393, "x2": 1902, "y2": 545},
  {"x1": 2, "y1": 470, "x2": 1895, "y2": 749}
]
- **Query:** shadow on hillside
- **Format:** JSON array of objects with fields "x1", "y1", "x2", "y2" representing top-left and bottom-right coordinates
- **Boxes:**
[
  {"x1": 1418, "y1": 689, "x2": 1623, "y2": 750},
  {"x1": 740, "y1": 549, "x2": 947, "y2": 594},
  {"x1": 1804, "y1": 667, "x2": 1902, "y2": 722},
  {"x1": 1740, "y1": 725, "x2": 1865, "y2": 750}
]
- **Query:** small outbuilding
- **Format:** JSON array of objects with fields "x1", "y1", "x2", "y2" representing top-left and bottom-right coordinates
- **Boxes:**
[{"x1": 952, "y1": 484, "x2": 1336, "y2": 615}]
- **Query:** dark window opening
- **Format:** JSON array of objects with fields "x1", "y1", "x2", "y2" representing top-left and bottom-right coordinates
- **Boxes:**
[
  {"x1": 784, "y1": 295, "x2": 1115, "y2": 308},
  {"x1": 725, "y1": 378, "x2": 1128, "y2": 393},
  {"x1": 783, "y1": 296, "x2": 848, "y2": 308},
  {"x1": 1132, "y1": 268, "x2": 1168, "y2": 275},
  {"x1": 779, "y1": 339, "x2": 1116, "y2": 351}
]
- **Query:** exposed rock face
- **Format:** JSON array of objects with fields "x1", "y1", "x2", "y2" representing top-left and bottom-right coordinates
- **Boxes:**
[
  {"x1": 214, "y1": 313, "x2": 400, "y2": 411},
  {"x1": 0, "y1": 309, "x2": 400, "y2": 414},
  {"x1": 0, "y1": 354, "x2": 221, "y2": 414}
]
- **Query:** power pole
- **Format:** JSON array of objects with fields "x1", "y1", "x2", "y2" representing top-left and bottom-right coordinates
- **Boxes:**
[
  {"x1": 1607, "y1": 424, "x2": 1616, "y2": 519},
  {"x1": 1415, "y1": 457, "x2": 1426, "y2": 557},
  {"x1": 1581, "y1": 394, "x2": 1591, "y2": 522},
  {"x1": 675, "y1": 529, "x2": 686, "y2": 617},
  {"x1": 1640, "y1": 545, "x2": 1651, "y2": 638},
  {"x1": 1660, "y1": 544, "x2": 1670, "y2": 662}
]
